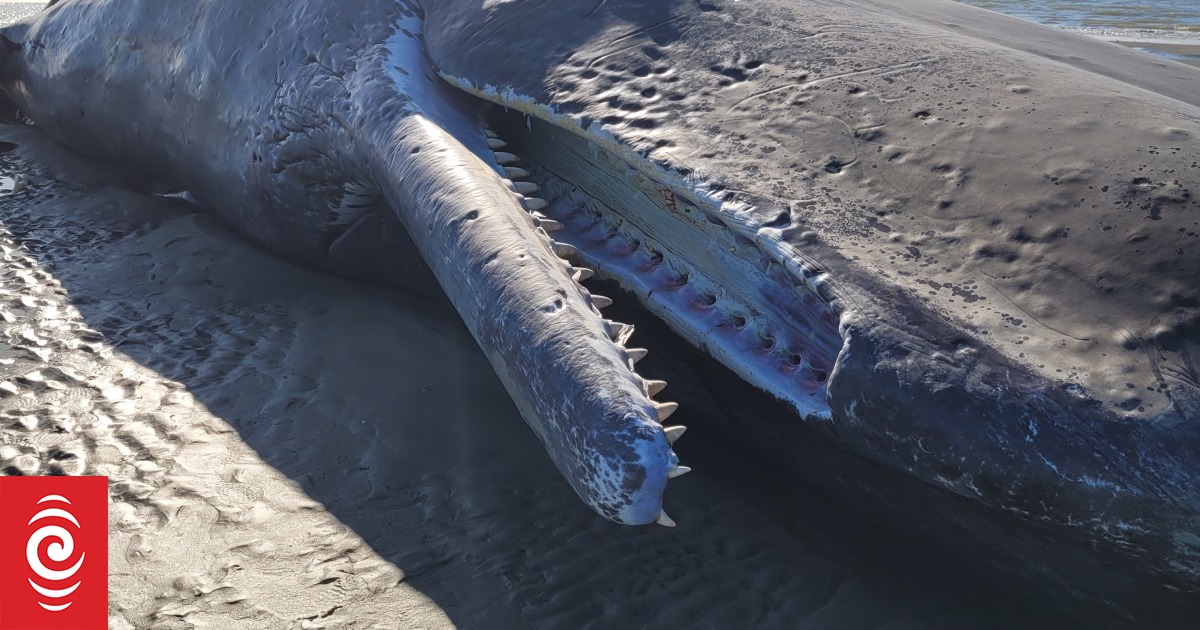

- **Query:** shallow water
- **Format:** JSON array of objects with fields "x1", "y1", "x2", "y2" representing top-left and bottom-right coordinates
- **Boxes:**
[
  {"x1": 0, "y1": 2, "x2": 38, "y2": 25},
  {"x1": 959, "y1": 0, "x2": 1200, "y2": 33},
  {"x1": 956, "y1": 0, "x2": 1200, "y2": 65}
]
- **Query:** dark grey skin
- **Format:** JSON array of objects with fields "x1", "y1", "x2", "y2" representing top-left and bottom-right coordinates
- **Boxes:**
[{"x1": 3, "y1": 0, "x2": 1200, "y2": 625}]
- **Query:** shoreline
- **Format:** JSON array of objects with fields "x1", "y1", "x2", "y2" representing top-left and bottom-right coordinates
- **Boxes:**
[
  {"x1": 1057, "y1": 25, "x2": 1200, "y2": 67},
  {"x1": 1115, "y1": 40, "x2": 1200, "y2": 67}
]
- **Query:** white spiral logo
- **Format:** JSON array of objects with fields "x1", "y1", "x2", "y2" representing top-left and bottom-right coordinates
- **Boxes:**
[{"x1": 26, "y1": 494, "x2": 85, "y2": 612}]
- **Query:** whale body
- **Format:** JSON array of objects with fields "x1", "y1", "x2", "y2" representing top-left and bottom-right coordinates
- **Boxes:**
[{"x1": 2, "y1": 0, "x2": 1199, "y2": 625}]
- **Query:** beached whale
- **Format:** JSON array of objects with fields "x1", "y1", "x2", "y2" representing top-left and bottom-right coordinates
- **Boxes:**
[{"x1": 2, "y1": 0, "x2": 1199, "y2": 624}]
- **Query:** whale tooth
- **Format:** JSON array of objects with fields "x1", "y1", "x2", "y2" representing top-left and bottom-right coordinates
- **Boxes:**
[
  {"x1": 523, "y1": 197, "x2": 548, "y2": 212},
  {"x1": 625, "y1": 347, "x2": 648, "y2": 364},
  {"x1": 655, "y1": 510, "x2": 676, "y2": 528},
  {"x1": 486, "y1": 138, "x2": 508, "y2": 149},
  {"x1": 664, "y1": 425, "x2": 686, "y2": 443},
  {"x1": 668, "y1": 465, "x2": 691, "y2": 478},
  {"x1": 485, "y1": 129, "x2": 498, "y2": 138},
  {"x1": 605, "y1": 320, "x2": 633, "y2": 343},
  {"x1": 591, "y1": 295, "x2": 613, "y2": 308},
  {"x1": 655, "y1": 402, "x2": 679, "y2": 422},
  {"x1": 494, "y1": 152, "x2": 519, "y2": 164},
  {"x1": 814, "y1": 276, "x2": 835, "y2": 304},
  {"x1": 504, "y1": 167, "x2": 531, "y2": 178},
  {"x1": 552, "y1": 242, "x2": 578, "y2": 257},
  {"x1": 513, "y1": 181, "x2": 540, "y2": 195},
  {"x1": 573, "y1": 267, "x2": 594, "y2": 281},
  {"x1": 644, "y1": 379, "x2": 667, "y2": 395},
  {"x1": 538, "y1": 218, "x2": 564, "y2": 233}
]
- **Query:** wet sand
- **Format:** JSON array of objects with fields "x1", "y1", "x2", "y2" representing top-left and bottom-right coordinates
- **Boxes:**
[
  {"x1": 0, "y1": 117, "x2": 1067, "y2": 627},
  {"x1": 1118, "y1": 41, "x2": 1200, "y2": 67}
]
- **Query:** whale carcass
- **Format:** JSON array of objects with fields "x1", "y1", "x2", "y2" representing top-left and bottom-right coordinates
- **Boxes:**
[{"x1": 1, "y1": 0, "x2": 1198, "y2": 625}]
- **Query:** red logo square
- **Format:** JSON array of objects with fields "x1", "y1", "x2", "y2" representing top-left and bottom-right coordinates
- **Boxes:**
[{"x1": 0, "y1": 476, "x2": 108, "y2": 630}]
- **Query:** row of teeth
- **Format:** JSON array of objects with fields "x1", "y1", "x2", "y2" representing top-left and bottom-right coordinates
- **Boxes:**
[
  {"x1": 486, "y1": 128, "x2": 687, "y2": 528},
  {"x1": 505, "y1": 149, "x2": 840, "y2": 424},
  {"x1": 550, "y1": 187, "x2": 837, "y2": 381},
  {"x1": 581, "y1": 145, "x2": 843, "y2": 314}
]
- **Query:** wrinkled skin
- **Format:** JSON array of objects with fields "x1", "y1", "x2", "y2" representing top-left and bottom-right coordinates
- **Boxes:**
[{"x1": 2, "y1": 0, "x2": 1200, "y2": 626}]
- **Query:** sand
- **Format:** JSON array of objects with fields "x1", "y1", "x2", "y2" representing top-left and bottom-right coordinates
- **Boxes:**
[{"x1": 0, "y1": 116, "x2": 1064, "y2": 627}]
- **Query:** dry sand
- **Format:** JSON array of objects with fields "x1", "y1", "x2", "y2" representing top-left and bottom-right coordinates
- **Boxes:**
[{"x1": 0, "y1": 118, "x2": 1064, "y2": 627}]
